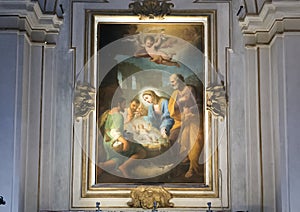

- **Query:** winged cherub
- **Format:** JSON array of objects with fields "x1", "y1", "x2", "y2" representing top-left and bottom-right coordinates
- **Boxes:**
[{"x1": 134, "y1": 32, "x2": 180, "y2": 67}]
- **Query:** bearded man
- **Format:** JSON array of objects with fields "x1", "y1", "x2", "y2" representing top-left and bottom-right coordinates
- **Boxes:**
[{"x1": 168, "y1": 74, "x2": 204, "y2": 178}]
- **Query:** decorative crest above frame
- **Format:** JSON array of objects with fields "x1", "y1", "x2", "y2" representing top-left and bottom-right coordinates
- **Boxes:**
[{"x1": 129, "y1": 0, "x2": 174, "y2": 20}]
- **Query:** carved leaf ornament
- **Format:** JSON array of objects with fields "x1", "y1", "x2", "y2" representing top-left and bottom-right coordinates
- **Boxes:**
[{"x1": 129, "y1": 0, "x2": 174, "y2": 20}]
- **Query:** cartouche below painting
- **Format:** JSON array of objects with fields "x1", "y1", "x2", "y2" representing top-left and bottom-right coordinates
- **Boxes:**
[{"x1": 96, "y1": 22, "x2": 206, "y2": 186}]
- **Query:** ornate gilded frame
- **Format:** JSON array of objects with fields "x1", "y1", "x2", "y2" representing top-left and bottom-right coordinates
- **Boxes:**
[{"x1": 71, "y1": 0, "x2": 229, "y2": 210}]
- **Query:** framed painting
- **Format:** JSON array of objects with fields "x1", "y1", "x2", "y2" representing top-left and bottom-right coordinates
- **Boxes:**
[
  {"x1": 96, "y1": 19, "x2": 206, "y2": 182},
  {"x1": 72, "y1": 2, "x2": 229, "y2": 209}
]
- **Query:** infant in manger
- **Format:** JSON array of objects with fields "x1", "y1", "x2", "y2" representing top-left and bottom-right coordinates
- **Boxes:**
[
  {"x1": 135, "y1": 123, "x2": 159, "y2": 142},
  {"x1": 124, "y1": 117, "x2": 168, "y2": 148}
]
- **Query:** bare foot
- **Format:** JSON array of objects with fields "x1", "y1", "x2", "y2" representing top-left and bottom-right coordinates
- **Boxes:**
[{"x1": 185, "y1": 169, "x2": 193, "y2": 178}]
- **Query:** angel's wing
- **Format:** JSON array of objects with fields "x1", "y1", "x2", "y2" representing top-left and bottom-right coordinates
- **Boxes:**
[
  {"x1": 134, "y1": 47, "x2": 150, "y2": 58},
  {"x1": 122, "y1": 32, "x2": 150, "y2": 58}
]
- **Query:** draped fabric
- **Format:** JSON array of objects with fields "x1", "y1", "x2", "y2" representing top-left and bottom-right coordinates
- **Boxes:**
[
  {"x1": 168, "y1": 87, "x2": 204, "y2": 176},
  {"x1": 145, "y1": 99, "x2": 174, "y2": 133},
  {"x1": 103, "y1": 113, "x2": 125, "y2": 167},
  {"x1": 103, "y1": 113, "x2": 145, "y2": 168},
  {"x1": 181, "y1": 114, "x2": 203, "y2": 175},
  {"x1": 168, "y1": 90, "x2": 181, "y2": 130}
]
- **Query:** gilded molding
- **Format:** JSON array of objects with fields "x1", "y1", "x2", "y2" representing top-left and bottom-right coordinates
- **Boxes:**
[
  {"x1": 240, "y1": 2, "x2": 300, "y2": 46},
  {"x1": 74, "y1": 82, "x2": 96, "y2": 121},
  {"x1": 0, "y1": 2, "x2": 63, "y2": 44},
  {"x1": 129, "y1": 0, "x2": 174, "y2": 20},
  {"x1": 206, "y1": 84, "x2": 227, "y2": 120},
  {"x1": 127, "y1": 186, "x2": 174, "y2": 209}
]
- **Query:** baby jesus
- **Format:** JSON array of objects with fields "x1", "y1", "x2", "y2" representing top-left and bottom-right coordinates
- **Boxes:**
[
  {"x1": 124, "y1": 117, "x2": 168, "y2": 149},
  {"x1": 135, "y1": 123, "x2": 160, "y2": 143}
]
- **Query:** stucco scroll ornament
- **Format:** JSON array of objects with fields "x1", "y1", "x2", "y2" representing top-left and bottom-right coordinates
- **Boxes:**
[
  {"x1": 127, "y1": 186, "x2": 174, "y2": 209},
  {"x1": 206, "y1": 84, "x2": 227, "y2": 120},
  {"x1": 74, "y1": 82, "x2": 96, "y2": 121},
  {"x1": 129, "y1": 0, "x2": 174, "y2": 20}
]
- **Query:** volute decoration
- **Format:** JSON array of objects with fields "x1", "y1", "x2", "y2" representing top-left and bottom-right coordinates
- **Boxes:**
[
  {"x1": 127, "y1": 186, "x2": 174, "y2": 209},
  {"x1": 206, "y1": 84, "x2": 227, "y2": 120},
  {"x1": 129, "y1": 0, "x2": 174, "y2": 20},
  {"x1": 74, "y1": 82, "x2": 96, "y2": 121}
]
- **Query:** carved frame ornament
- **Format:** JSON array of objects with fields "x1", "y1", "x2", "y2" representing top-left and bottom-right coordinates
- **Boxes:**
[
  {"x1": 129, "y1": 0, "x2": 174, "y2": 20},
  {"x1": 127, "y1": 186, "x2": 174, "y2": 209},
  {"x1": 74, "y1": 82, "x2": 96, "y2": 121},
  {"x1": 71, "y1": 0, "x2": 230, "y2": 209},
  {"x1": 206, "y1": 84, "x2": 227, "y2": 120}
]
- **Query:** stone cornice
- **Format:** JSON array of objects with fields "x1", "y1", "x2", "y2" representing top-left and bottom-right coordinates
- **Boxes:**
[
  {"x1": 240, "y1": 2, "x2": 300, "y2": 46},
  {"x1": 0, "y1": 2, "x2": 63, "y2": 44}
]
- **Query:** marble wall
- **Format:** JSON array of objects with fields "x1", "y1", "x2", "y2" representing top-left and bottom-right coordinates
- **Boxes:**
[{"x1": 240, "y1": 1, "x2": 300, "y2": 211}]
